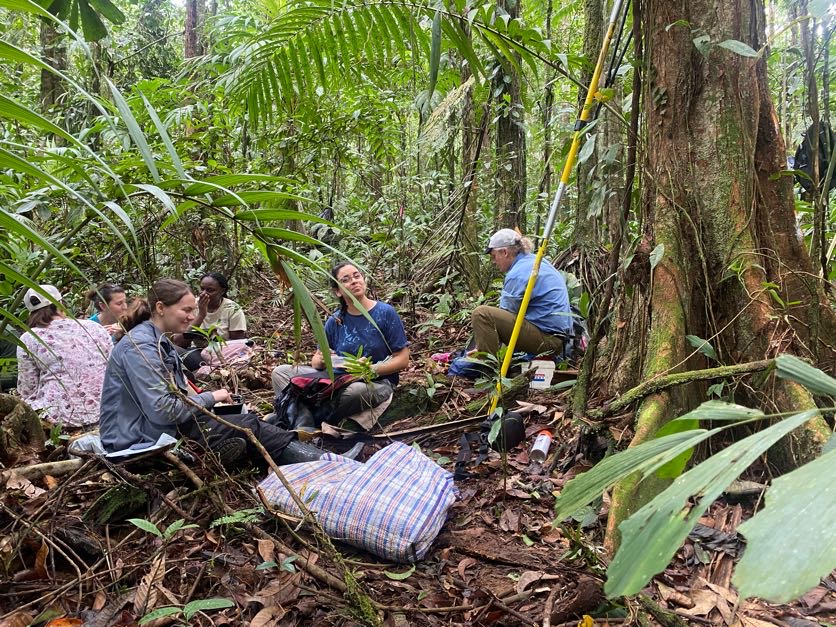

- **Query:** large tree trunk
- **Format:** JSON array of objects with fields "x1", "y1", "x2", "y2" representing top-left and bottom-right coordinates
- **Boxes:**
[
  {"x1": 602, "y1": 0, "x2": 834, "y2": 552},
  {"x1": 39, "y1": 19, "x2": 66, "y2": 111},
  {"x1": 457, "y1": 64, "x2": 486, "y2": 295},
  {"x1": 184, "y1": 0, "x2": 204, "y2": 58},
  {"x1": 493, "y1": 0, "x2": 527, "y2": 229}
]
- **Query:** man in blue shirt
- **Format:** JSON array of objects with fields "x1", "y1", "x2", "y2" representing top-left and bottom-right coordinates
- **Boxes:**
[{"x1": 472, "y1": 228, "x2": 571, "y2": 355}]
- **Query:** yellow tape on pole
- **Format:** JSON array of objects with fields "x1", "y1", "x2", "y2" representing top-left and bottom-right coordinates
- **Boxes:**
[{"x1": 487, "y1": 0, "x2": 625, "y2": 416}]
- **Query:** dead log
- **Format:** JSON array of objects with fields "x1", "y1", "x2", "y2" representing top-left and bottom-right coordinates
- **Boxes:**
[{"x1": 0, "y1": 458, "x2": 82, "y2": 483}]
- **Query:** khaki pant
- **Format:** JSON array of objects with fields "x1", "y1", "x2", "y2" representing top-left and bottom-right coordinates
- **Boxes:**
[{"x1": 471, "y1": 305, "x2": 564, "y2": 356}]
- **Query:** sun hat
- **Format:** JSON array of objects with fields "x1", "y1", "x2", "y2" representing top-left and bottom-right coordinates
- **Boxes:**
[
  {"x1": 23, "y1": 284, "x2": 63, "y2": 312},
  {"x1": 485, "y1": 228, "x2": 521, "y2": 253}
]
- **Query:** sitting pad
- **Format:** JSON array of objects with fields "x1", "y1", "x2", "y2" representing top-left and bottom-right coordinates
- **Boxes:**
[{"x1": 258, "y1": 442, "x2": 458, "y2": 563}]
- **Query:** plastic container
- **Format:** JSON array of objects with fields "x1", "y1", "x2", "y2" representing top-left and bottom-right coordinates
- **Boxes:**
[
  {"x1": 529, "y1": 430, "x2": 553, "y2": 464},
  {"x1": 522, "y1": 360, "x2": 556, "y2": 389}
]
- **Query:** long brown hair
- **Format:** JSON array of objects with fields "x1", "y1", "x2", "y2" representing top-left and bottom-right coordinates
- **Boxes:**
[
  {"x1": 27, "y1": 305, "x2": 59, "y2": 329},
  {"x1": 84, "y1": 283, "x2": 125, "y2": 313},
  {"x1": 123, "y1": 279, "x2": 191, "y2": 331},
  {"x1": 329, "y1": 262, "x2": 364, "y2": 324}
]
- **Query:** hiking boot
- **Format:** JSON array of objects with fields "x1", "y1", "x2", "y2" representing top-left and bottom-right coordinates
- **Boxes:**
[
  {"x1": 277, "y1": 440, "x2": 326, "y2": 464},
  {"x1": 212, "y1": 437, "x2": 246, "y2": 467}
]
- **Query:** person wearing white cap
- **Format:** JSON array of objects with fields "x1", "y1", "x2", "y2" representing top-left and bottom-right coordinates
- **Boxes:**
[
  {"x1": 16, "y1": 284, "x2": 112, "y2": 427},
  {"x1": 472, "y1": 229, "x2": 572, "y2": 355}
]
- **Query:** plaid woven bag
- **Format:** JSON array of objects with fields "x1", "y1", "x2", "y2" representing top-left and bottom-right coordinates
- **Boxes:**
[{"x1": 258, "y1": 442, "x2": 458, "y2": 562}]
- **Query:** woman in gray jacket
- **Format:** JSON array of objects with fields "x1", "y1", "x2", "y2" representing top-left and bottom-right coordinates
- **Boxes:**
[{"x1": 99, "y1": 278, "x2": 344, "y2": 464}]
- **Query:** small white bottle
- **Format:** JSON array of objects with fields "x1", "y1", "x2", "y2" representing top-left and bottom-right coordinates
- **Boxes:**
[{"x1": 529, "y1": 430, "x2": 553, "y2": 464}]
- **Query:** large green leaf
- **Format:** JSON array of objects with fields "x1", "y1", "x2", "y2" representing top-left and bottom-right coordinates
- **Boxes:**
[
  {"x1": 669, "y1": 400, "x2": 765, "y2": 423},
  {"x1": 775, "y1": 354, "x2": 836, "y2": 396},
  {"x1": 211, "y1": 190, "x2": 309, "y2": 207},
  {"x1": 105, "y1": 77, "x2": 160, "y2": 182},
  {"x1": 141, "y1": 94, "x2": 187, "y2": 181},
  {"x1": 605, "y1": 409, "x2": 820, "y2": 598},
  {"x1": 182, "y1": 174, "x2": 294, "y2": 195},
  {"x1": 279, "y1": 261, "x2": 333, "y2": 377},
  {"x1": 235, "y1": 208, "x2": 331, "y2": 225},
  {"x1": 554, "y1": 429, "x2": 715, "y2": 520},
  {"x1": 734, "y1": 446, "x2": 836, "y2": 602},
  {"x1": 39, "y1": 0, "x2": 124, "y2": 41},
  {"x1": 0, "y1": 94, "x2": 79, "y2": 146}
]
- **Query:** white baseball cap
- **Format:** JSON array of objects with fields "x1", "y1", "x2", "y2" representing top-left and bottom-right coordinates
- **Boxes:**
[
  {"x1": 23, "y1": 285, "x2": 63, "y2": 312},
  {"x1": 485, "y1": 228, "x2": 521, "y2": 253}
]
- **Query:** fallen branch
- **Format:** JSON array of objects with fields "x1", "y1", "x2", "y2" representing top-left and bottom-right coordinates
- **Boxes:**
[
  {"x1": 587, "y1": 359, "x2": 773, "y2": 420},
  {"x1": 0, "y1": 458, "x2": 82, "y2": 483}
]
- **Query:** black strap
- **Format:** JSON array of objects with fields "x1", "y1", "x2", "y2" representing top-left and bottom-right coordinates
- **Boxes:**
[{"x1": 454, "y1": 416, "x2": 497, "y2": 480}]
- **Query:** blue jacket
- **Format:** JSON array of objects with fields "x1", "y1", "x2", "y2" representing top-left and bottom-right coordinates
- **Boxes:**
[
  {"x1": 99, "y1": 320, "x2": 216, "y2": 452},
  {"x1": 500, "y1": 252, "x2": 572, "y2": 335}
]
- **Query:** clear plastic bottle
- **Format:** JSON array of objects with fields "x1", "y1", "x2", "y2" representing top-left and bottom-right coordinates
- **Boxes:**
[{"x1": 529, "y1": 430, "x2": 553, "y2": 464}]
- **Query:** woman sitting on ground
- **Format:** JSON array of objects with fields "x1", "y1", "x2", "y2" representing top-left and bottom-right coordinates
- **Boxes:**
[
  {"x1": 99, "y1": 279, "x2": 352, "y2": 464},
  {"x1": 17, "y1": 284, "x2": 112, "y2": 428},
  {"x1": 87, "y1": 283, "x2": 128, "y2": 341},
  {"x1": 194, "y1": 272, "x2": 247, "y2": 340},
  {"x1": 172, "y1": 272, "x2": 248, "y2": 371},
  {"x1": 271, "y1": 262, "x2": 410, "y2": 430}
]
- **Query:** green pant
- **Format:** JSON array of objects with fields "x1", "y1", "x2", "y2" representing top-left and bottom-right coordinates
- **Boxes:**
[{"x1": 471, "y1": 305, "x2": 564, "y2": 356}]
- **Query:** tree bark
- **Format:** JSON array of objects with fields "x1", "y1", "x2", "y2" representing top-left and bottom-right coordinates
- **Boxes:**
[
  {"x1": 458, "y1": 62, "x2": 486, "y2": 295},
  {"x1": 39, "y1": 19, "x2": 66, "y2": 111},
  {"x1": 603, "y1": 0, "x2": 834, "y2": 552},
  {"x1": 575, "y1": 0, "x2": 603, "y2": 246},
  {"x1": 493, "y1": 0, "x2": 527, "y2": 229},
  {"x1": 185, "y1": 0, "x2": 204, "y2": 58}
]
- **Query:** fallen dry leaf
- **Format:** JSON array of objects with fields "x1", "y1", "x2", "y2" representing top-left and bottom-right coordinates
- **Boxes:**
[
  {"x1": 134, "y1": 553, "x2": 165, "y2": 615},
  {"x1": 731, "y1": 617, "x2": 777, "y2": 627},
  {"x1": 5, "y1": 472, "x2": 45, "y2": 499},
  {"x1": 44, "y1": 618, "x2": 83, "y2": 627},
  {"x1": 515, "y1": 571, "x2": 545, "y2": 595},
  {"x1": 657, "y1": 582, "x2": 694, "y2": 609},
  {"x1": 514, "y1": 401, "x2": 548, "y2": 415},
  {"x1": 257, "y1": 539, "x2": 275, "y2": 563},
  {"x1": 43, "y1": 475, "x2": 59, "y2": 490},
  {"x1": 92, "y1": 590, "x2": 107, "y2": 611},
  {"x1": 499, "y1": 508, "x2": 520, "y2": 533},
  {"x1": 457, "y1": 557, "x2": 478, "y2": 580},
  {"x1": 800, "y1": 586, "x2": 828, "y2": 608},
  {"x1": 250, "y1": 605, "x2": 286, "y2": 626},
  {"x1": 679, "y1": 588, "x2": 720, "y2": 616},
  {"x1": 0, "y1": 611, "x2": 35, "y2": 627}
]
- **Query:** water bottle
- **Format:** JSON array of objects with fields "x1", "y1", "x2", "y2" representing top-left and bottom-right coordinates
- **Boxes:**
[{"x1": 529, "y1": 430, "x2": 553, "y2": 464}]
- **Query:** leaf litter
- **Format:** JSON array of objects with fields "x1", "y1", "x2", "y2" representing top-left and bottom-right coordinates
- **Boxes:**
[{"x1": 0, "y1": 312, "x2": 834, "y2": 625}]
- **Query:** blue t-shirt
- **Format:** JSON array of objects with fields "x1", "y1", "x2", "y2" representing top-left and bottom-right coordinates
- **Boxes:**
[
  {"x1": 324, "y1": 302, "x2": 409, "y2": 385},
  {"x1": 500, "y1": 252, "x2": 572, "y2": 335}
]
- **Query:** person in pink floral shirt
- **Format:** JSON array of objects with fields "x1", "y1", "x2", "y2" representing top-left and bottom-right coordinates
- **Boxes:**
[{"x1": 16, "y1": 285, "x2": 112, "y2": 428}]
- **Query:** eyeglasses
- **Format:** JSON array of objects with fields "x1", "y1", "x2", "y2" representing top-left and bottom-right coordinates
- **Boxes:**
[{"x1": 338, "y1": 272, "x2": 363, "y2": 284}]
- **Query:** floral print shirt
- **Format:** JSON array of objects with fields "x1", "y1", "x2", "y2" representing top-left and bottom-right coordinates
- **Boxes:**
[{"x1": 17, "y1": 318, "x2": 112, "y2": 427}]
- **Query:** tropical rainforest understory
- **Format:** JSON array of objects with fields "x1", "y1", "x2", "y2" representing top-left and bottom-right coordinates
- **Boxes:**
[{"x1": 1, "y1": 0, "x2": 835, "y2": 623}]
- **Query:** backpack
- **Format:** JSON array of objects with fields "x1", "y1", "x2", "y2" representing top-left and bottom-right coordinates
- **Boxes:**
[
  {"x1": 794, "y1": 122, "x2": 836, "y2": 194},
  {"x1": 558, "y1": 305, "x2": 589, "y2": 363},
  {"x1": 272, "y1": 373, "x2": 357, "y2": 430}
]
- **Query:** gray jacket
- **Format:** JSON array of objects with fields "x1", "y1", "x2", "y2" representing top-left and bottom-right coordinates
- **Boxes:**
[{"x1": 99, "y1": 320, "x2": 216, "y2": 452}]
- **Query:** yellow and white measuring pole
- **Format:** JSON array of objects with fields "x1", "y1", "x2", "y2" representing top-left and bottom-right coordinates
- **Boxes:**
[{"x1": 487, "y1": 0, "x2": 626, "y2": 416}]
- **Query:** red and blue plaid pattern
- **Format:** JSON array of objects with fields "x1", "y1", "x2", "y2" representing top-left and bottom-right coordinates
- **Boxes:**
[{"x1": 258, "y1": 442, "x2": 458, "y2": 562}]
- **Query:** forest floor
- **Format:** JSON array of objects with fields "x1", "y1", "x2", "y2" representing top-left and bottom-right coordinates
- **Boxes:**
[{"x1": 1, "y1": 288, "x2": 835, "y2": 627}]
